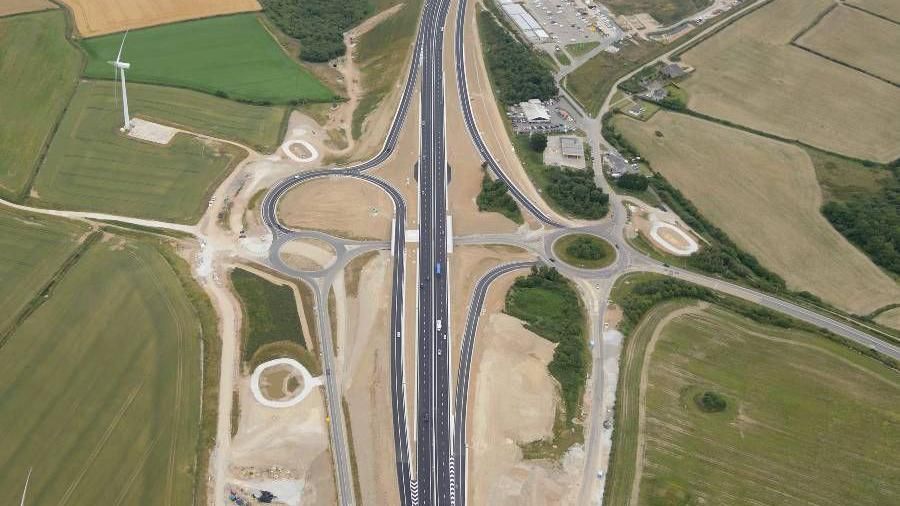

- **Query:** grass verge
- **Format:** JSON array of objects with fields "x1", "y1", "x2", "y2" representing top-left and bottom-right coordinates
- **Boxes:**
[{"x1": 553, "y1": 233, "x2": 616, "y2": 269}]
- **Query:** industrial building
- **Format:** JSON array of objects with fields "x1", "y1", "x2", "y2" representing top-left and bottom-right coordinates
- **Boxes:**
[{"x1": 498, "y1": 0, "x2": 550, "y2": 43}]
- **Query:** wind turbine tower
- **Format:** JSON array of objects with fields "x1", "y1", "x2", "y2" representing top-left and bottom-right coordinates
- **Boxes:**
[{"x1": 108, "y1": 31, "x2": 132, "y2": 132}]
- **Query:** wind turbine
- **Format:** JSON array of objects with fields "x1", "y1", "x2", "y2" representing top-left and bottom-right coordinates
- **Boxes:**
[
  {"x1": 20, "y1": 467, "x2": 32, "y2": 506},
  {"x1": 108, "y1": 31, "x2": 132, "y2": 132}
]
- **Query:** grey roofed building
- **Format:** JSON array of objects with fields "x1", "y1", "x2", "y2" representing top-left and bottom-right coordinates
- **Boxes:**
[
  {"x1": 660, "y1": 63, "x2": 686, "y2": 79},
  {"x1": 559, "y1": 137, "x2": 583, "y2": 158}
]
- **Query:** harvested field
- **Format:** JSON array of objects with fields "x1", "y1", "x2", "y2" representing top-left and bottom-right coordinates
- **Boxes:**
[
  {"x1": 875, "y1": 307, "x2": 900, "y2": 330},
  {"x1": 59, "y1": 0, "x2": 260, "y2": 37},
  {"x1": 0, "y1": 0, "x2": 55, "y2": 16},
  {"x1": 277, "y1": 177, "x2": 393, "y2": 240},
  {"x1": 0, "y1": 208, "x2": 88, "y2": 332},
  {"x1": 34, "y1": 81, "x2": 247, "y2": 223},
  {"x1": 680, "y1": 0, "x2": 900, "y2": 162},
  {"x1": 0, "y1": 236, "x2": 203, "y2": 505},
  {"x1": 607, "y1": 303, "x2": 900, "y2": 505},
  {"x1": 614, "y1": 111, "x2": 900, "y2": 314},
  {"x1": 848, "y1": 0, "x2": 900, "y2": 21},
  {"x1": 81, "y1": 14, "x2": 332, "y2": 104},
  {"x1": 795, "y1": 5, "x2": 900, "y2": 84},
  {"x1": 0, "y1": 10, "x2": 81, "y2": 199}
]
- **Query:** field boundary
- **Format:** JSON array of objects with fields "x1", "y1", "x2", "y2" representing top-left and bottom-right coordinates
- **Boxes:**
[
  {"x1": 669, "y1": 0, "x2": 775, "y2": 61},
  {"x1": 0, "y1": 229, "x2": 99, "y2": 348},
  {"x1": 789, "y1": 4, "x2": 899, "y2": 88},
  {"x1": 6, "y1": 5, "x2": 88, "y2": 202},
  {"x1": 845, "y1": 2, "x2": 900, "y2": 25}
]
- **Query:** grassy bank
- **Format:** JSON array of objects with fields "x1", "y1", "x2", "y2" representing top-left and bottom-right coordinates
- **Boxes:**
[{"x1": 553, "y1": 233, "x2": 616, "y2": 269}]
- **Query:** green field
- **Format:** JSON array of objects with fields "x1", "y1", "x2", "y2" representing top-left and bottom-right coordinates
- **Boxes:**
[
  {"x1": 230, "y1": 268, "x2": 319, "y2": 373},
  {"x1": 554, "y1": 233, "x2": 616, "y2": 269},
  {"x1": 352, "y1": 0, "x2": 423, "y2": 138},
  {"x1": 565, "y1": 41, "x2": 664, "y2": 116},
  {"x1": 565, "y1": 41, "x2": 600, "y2": 57},
  {"x1": 80, "y1": 14, "x2": 333, "y2": 104},
  {"x1": 0, "y1": 208, "x2": 89, "y2": 333},
  {"x1": 0, "y1": 236, "x2": 204, "y2": 505},
  {"x1": 604, "y1": 0, "x2": 713, "y2": 25},
  {"x1": 606, "y1": 302, "x2": 900, "y2": 505},
  {"x1": 120, "y1": 81, "x2": 289, "y2": 153},
  {"x1": 0, "y1": 10, "x2": 81, "y2": 199},
  {"x1": 34, "y1": 81, "x2": 248, "y2": 223}
]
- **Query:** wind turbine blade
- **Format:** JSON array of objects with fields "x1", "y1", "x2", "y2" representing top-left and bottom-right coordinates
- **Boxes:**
[
  {"x1": 20, "y1": 467, "x2": 32, "y2": 506},
  {"x1": 116, "y1": 30, "x2": 128, "y2": 62}
]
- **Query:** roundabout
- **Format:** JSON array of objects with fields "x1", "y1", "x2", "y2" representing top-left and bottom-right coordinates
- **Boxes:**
[{"x1": 250, "y1": 358, "x2": 318, "y2": 408}]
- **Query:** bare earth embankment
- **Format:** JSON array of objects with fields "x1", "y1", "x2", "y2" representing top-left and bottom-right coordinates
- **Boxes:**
[
  {"x1": 795, "y1": 5, "x2": 900, "y2": 84},
  {"x1": 614, "y1": 111, "x2": 900, "y2": 314},
  {"x1": 679, "y1": 0, "x2": 900, "y2": 162},
  {"x1": 467, "y1": 274, "x2": 583, "y2": 505},
  {"x1": 277, "y1": 177, "x2": 393, "y2": 241},
  {"x1": 58, "y1": 0, "x2": 261, "y2": 37}
]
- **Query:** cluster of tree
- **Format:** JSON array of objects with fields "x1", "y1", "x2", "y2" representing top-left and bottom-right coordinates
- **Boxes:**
[
  {"x1": 477, "y1": 174, "x2": 523, "y2": 223},
  {"x1": 529, "y1": 133, "x2": 548, "y2": 153},
  {"x1": 614, "y1": 173, "x2": 649, "y2": 191},
  {"x1": 261, "y1": 0, "x2": 371, "y2": 62},
  {"x1": 477, "y1": 11, "x2": 558, "y2": 104},
  {"x1": 565, "y1": 236, "x2": 607, "y2": 260},
  {"x1": 822, "y1": 167, "x2": 899, "y2": 276},
  {"x1": 650, "y1": 175, "x2": 786, "y2": 293},
  {"x1": 695, "y1": 391, "x2": 727, "y2": 413},
  {"x1": 506, "y1": 267, "x2": 587, "y2": 421},
  {"x1": 657, "y1": 93, "x2": 687, "y2": 111},
  {"x1": 546, "y1": 167, "x2": 609, "y2": 219}
]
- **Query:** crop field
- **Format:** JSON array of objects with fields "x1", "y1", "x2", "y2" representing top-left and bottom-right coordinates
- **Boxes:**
[
  {"x1": 81, "y1": 14, "x2": 333, "y2": 104},
  {"x1": 603, "y1": 0, "x2": 712, "y2": 25},
  {"x1": 0, "y1": 209, "x2": 89, "y2": 333},
  {"x1": 0, "y1": 236, "x2": 203, "y2": 505},
  {"x1": 0, "y1": 0, "x2": 56, "y2": 16},
  {"x1": 0, "y1": 10, "x2": 82, "y2": 199},
  {"x1": 795, "y1": 5, "x2": 900, "y2": 85},
  {"x1": 34, "y1": 81, "x2": 247, "y2": 223},
  {"x1": 606, "y1": 303, "x2": 900, "y2": 505},
  {"x1": 58, "y1": 0, "x2": 260, "y2": 37},
  {"x1": 121, "y1": 81, "x2": 287, "y2": 153},
  {"x1": 679, "y1": 0, "x2": 900, "y2": 162},
  {"x1": 613, "y1": 111, "x2": 900, "y2": 314},
  {"x1": 848, "y1": 0, "x2": 900, "y2": 21}
]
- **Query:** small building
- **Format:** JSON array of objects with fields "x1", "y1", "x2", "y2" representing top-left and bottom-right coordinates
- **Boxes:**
[
  {"x1": 559, "y1": 137, "x2": 584, "y2": 159},
  {"x1": 660, "y1": 62, "x2": 686, "y2": 79},
  {"x1": 519, "y1": 99, "x2": 551, "y2": 123}
]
